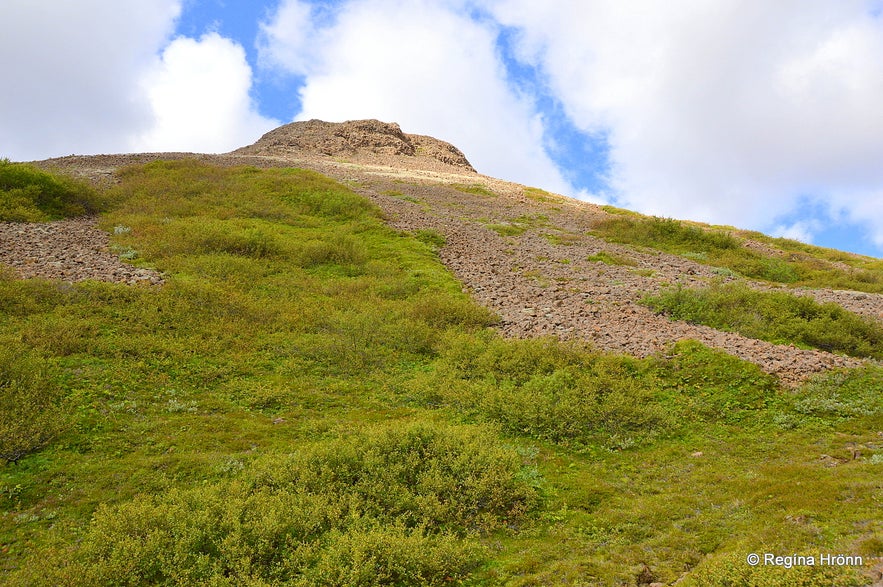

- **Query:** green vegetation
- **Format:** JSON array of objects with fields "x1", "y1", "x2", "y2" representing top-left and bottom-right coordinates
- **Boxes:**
[
  {"x1": 523, "y1": 187, "x2": 558, "y2": 204},
  {"x1": 1, "y1": 161, "x2": 880, "y2": 586},
  {"x1": 24, "y1": 424, "x2": 535, "y2": 586},
  {"x1": 0, "y1": 343, "x2": 67, "y2": 464},
  {"x1": 592, "y1": 215, "x2": 883, "y2": 292},
  {"x1": 450, "y1": 183, "x2": 496, "y2": 197},
  {"x1": 413, "y1": 228, "x2": 446, "y2": 250},
  {"x1": 542, "y1": 231, "x2": 581, "y2": 246},
  {"x1": 586, "y1": 250, "x2": 638, "y2": 266},
  {"x1": 419, "y1": 335, "x2": 672, "y2": 450},
  {"x1": 644, "y1": 281, "x2": 883, "y2": 359},
  {"x1": 0, "y1": 159, "x2": 102, "y2": 221},
  {"x1": 486, "y1": 214, "x2": 549, "y2": 237}
]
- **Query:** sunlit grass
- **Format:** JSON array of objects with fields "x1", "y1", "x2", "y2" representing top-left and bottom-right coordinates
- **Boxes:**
[
  {"x1": 1, "y1": 161, "x2": 880, "y2": 586},
  {"x1": 643, "y1": 281, "x2": 883, "y2": 359},
  {"x1": 592, "y1": 215, "x2": 883, "y2": 292}
]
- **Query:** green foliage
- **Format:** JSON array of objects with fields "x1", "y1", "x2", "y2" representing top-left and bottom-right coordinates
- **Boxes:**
[
  {"x1": 423, "y1": 334, "x2": 672, "y2": 449},
  {"x1": 652, "y1": 340, "x2": 780, "y2": 422},
  {"x1": 29, "y1": 424, "x2": 534, "y2": 586},
  {"x1": 586, "y1": 250, "x2": 638, "y2": 266},
  {"x1": 413, "y1": 228, "x2": 446, "y2": 250},
  {"x1": 523, "y1": 187, "x2": 557, "y2": 202},
  {"x1": 680, "y1": 551, "x2": 863, "y2": 586},
  {"x1": 0, "y1": 343, "x2": 67, "y2": 464},
  {"x1": 487, "y1": 222, "x2": 526, "y2": 236},
  {"x1": 644, "y1": 282, "x2": 883, "y2": 359},
  {"x1": 1, "y1": 159, "x2": 878, "y2": 585},
  {"x1": 790, "y1": 365, "x2": 883, "y2": 420},
  {"x1": 592, "y1": 214, "x2": 883, "y2": 292},
  {"x1": 450, "y1": 183, "x2": 496, "y2": 197},
  {"x1": 0, "y1": 160, "x2": 101, "y2": 221},
  {"x1": 485, "y1": 214, "x2": 549, "y2": 237},
  {"x1": 593, "y1": 216, "x2": 740, "y2": 253}
]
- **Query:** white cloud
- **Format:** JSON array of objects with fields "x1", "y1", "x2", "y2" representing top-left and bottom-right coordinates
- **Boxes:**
[
  {"x1": 1, "y1": 1, "x2": 277, "y2": 160},
  {"x1": 133, "y1": 33, "x2": 280, "y2": 153},
  {"x1": 484, "y1": 0, "x2": 883, "y2": 249},
  {"x1": 0, "y1": 0, "x2": 180, "y2": 160},
  {"x1": 772, "y1": 219, "x2": 823, "y2": 244},
  {"x1": 259, "y1": 0, "x2": 574, "y2": 194}
]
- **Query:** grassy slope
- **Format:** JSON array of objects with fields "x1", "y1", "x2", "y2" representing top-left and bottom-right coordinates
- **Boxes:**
[
  {"x1": 0, "y1": 161, "x2": 880, "y2": 585},
  {"x1": 592, "y1": 212, "x2": 883, "y2": 292}
]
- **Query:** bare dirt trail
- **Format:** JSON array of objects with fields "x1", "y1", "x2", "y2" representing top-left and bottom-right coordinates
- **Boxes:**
[{"x1": 7, "y1": 119, "x2": 883, "y2": 385}]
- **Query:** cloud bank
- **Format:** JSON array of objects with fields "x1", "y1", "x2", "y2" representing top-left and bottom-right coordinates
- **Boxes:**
[
  {"x1": 1, "y1": 0, "x2": 276, "y2": 159},
  {"x1": 485, "y1": 0, "x2": 883, "y2": 245}
]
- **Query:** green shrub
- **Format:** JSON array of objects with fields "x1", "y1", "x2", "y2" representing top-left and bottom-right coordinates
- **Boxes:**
[
  {"x1": 0, "y1": 343, "x2": 67, "y2": 464},
  {"x1": 680, "y1": 551, "x2": 863, "y2": 586},
  {"x1": 652, "y1": 340, "x2": 780, "y2": 422},
  {"x1": 427, "y1": 335, "x2": 671, "y2": 448},
  {"x1": 0, "y1": 159, "x2": 100, "y2": 221},
  {"x1": 295, "y1": 233, "x2": 366, "y2": 267},
  {"x1": 586, "y1": 251, "x2": 638, "y2": 266},
  {"x1": 413, "y1": 229, "x2": 446, "y2": 250},
  {"x1": 407, "y1": 294, "x2": 498, "y2": 330},
  {"x1": 30, "y1": 424, "x2": 534, "y2": 586},
  {"x1": 592, "y1": 216, "x2": 739, "y2": 253},
  {"x1": 450, "y1": 183, "x2": 495, "y2": 197},
  {"x1": 643, "y1": 282, "x2": 883, "y2": 359},
  {"x1": 592, "y1": 212, "x2": 883, "y2": 291},
  {"x1": 487, "y1": 223, "x2": 526, "y2": 236},
  {"x1": 790, "y1": 366, "x2": 883, "y2": 420}
]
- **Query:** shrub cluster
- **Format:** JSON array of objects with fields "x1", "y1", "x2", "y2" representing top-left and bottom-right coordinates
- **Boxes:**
[
  {"x1": 680, "y1": 551, "x2": 862, "y2": 586},
  {"x1": 30, "y1": 424, "x2": 537, "y2": 586},
  {"x1": 424, "y1": 334, "x2": 671, "y2": 449},
  {"x1": 0, "y1": 342, "x2": 67, "y2": 464},
  {"x1": 592, "y1": 214, "x2": 883, "y2": 291},
  {"x1": 592, "y1": 216, "x2": 739, "y2": 253},
  {"x1": 0, "y1": 159, "x2": 100, "y2": 221},
  {"x1": 643, "y1": 282, "x2": 883, "y2": 359}
]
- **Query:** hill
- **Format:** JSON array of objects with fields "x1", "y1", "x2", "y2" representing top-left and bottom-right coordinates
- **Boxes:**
[{"x1": 1, "y1": 120, "x2": 882, "y2": 585}]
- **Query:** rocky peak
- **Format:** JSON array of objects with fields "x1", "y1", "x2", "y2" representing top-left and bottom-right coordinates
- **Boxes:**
[{"x1": 234, "y1": 119, "x2": 476, "y2": 172}]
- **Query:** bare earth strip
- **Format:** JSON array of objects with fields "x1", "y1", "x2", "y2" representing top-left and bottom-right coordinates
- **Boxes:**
[
  {"x1": 0, "y1": 217, "x2": 163, "y2": 285},
  {"x1": 8, "y1": 146, "x2": 882, "y2": 386}
]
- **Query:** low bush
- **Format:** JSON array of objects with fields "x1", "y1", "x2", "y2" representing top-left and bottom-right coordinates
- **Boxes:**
[
  {"x1": 592, "y1": 214, "x2": 883, "y2": 292},
  {"x1": 652, "y1": 340, "x2": 780, "y2": 422},
  {"x1": 29, "y1": 424, "x2": 536, "y2": 586},
  {"x1": 643, "y1": 282, "x2": 883, "y2": 359},
  {"x1": 0, "y1": 343, "x2": 67, "y2": 464},
  {"x1": 586, "y1": 251, "x2": 637, "y2": 266},
  {"x1": 0, "y1": 160, "x2": 101, "y2": 221},
  {"x1": 592, "y1": 216, "x2": 739, "y2": 253},
  {"x1": 790, "y1": 365, "x2": 883, "y2": 420},
  {"x1": 680, "y1": 550, "x2": 862, "y2": 586},
  {"x1": 425, "y1": 334, "x2": 672, "y2": 449}
]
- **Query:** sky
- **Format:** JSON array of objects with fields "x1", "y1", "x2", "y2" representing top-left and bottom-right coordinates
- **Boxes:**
[{"x1": 2, "y1": 1, "x2": 883, "y2": 258}]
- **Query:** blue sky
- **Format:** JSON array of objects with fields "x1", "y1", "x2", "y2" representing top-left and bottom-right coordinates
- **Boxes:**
[{"x1": 2, "y1": 0, "x2": 883, "y2": 258}]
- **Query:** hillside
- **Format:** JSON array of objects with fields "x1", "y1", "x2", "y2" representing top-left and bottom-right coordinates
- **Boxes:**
[{"x1": 1, "y1": 120, "x2": 882, "y2": 586}]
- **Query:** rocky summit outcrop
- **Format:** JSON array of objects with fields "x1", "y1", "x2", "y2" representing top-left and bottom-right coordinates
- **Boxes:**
[{"x1": 234, "y1": 119, "x2": 476, "y2": 173}]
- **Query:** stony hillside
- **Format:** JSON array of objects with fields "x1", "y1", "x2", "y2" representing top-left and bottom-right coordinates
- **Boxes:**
[{"x1": 14, "y1": 119, "x2": 883, "y2": 385}]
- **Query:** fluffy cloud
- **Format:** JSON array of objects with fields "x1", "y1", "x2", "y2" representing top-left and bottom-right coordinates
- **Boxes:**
[
  {"x1": 133, "y1": 33, "x2": 279, "y2": 153},
  {"x1": 1, "y1": 1, "x2": 277, "y2": 160},
  {"x1": 485, "y1": 0, "x2": 883, "y2": 245},
  {"x1": 0, "y1": 0, "x2": 180, "y2": 160},
  {"x1": 259, "y1": 0, "x2": 574, "y2": 193}
]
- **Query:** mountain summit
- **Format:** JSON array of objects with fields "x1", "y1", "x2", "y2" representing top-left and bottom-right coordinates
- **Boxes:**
[{"x1": 234, "y1": 119, "x2": 476, "y2": 173}]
